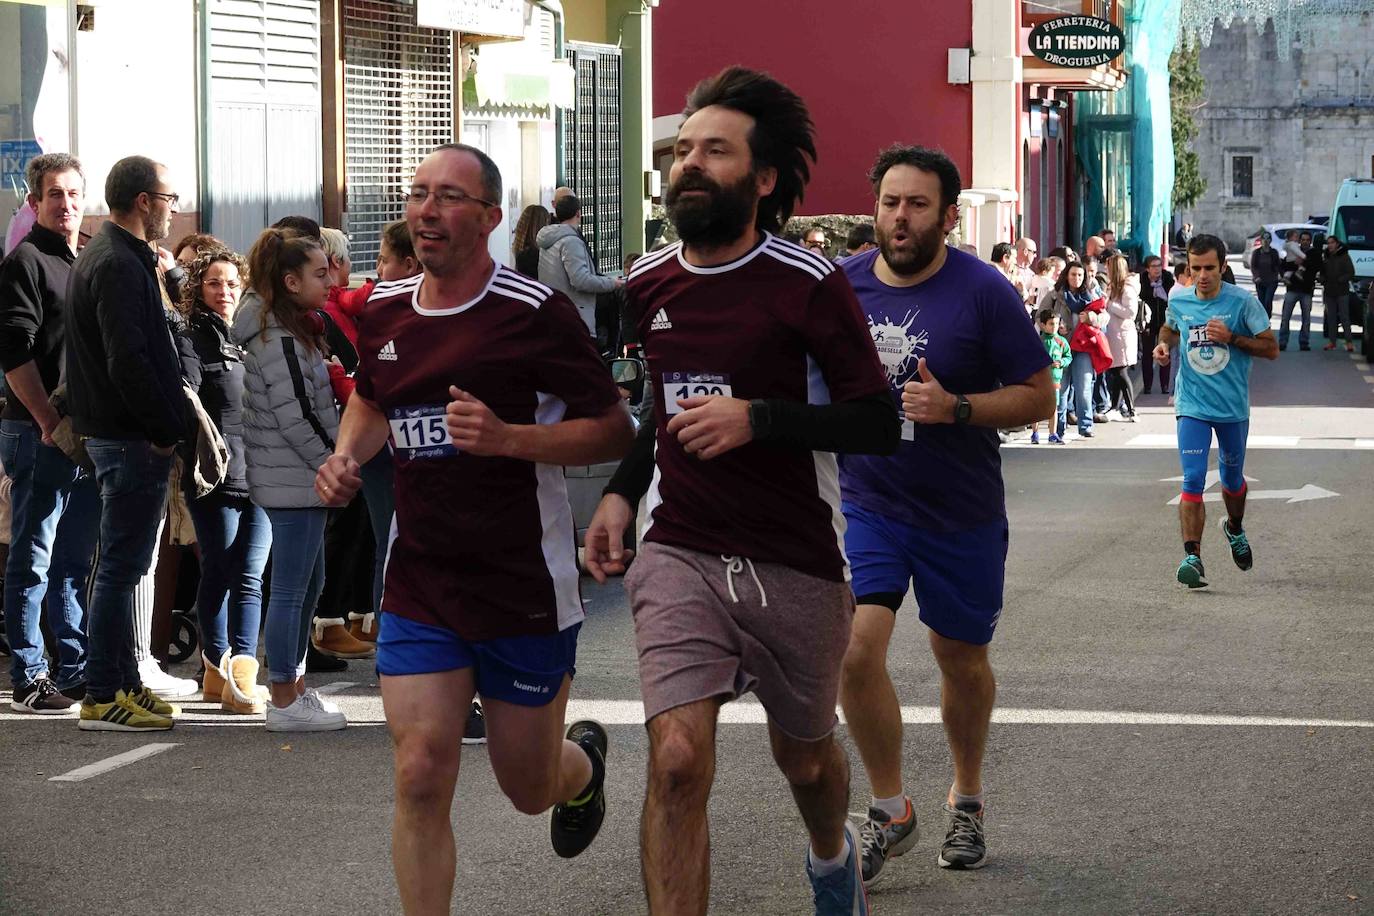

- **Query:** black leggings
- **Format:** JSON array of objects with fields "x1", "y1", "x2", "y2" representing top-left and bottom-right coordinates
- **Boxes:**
[{"x1": 1107, "y1": 366, "x2": 1135, "y2": 416}]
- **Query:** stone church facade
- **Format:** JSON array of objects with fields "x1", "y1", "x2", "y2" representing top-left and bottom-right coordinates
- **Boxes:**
[{"x1": 1181, "y1": 13, "x2": 1374, "y2": 252}]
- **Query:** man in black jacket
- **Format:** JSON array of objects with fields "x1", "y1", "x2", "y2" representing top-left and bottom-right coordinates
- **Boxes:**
[
  {"x1": 1278, "y1": 231, "x2": 1318, "y2": 351},
  {"x1": 1137, "y1": 255, "x2": 1174, "y2": 394},
  {"x1": 66, "y1": 155, "x2": 188, "y2": 731},
  {"x1": 0, "y1": 153, "x2": 100, "y2": 714}
]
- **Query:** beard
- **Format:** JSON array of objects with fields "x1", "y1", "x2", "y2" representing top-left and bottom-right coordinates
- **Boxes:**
[
  {"x1": 144, "y1": 210, "x2": 171, "y2": 243},
  {"x1": 875, "y1": 216, "x2": 945, "y2": 277},
  {"x1": 665, "y1": 170, "x2": 757, "y2": 247}
]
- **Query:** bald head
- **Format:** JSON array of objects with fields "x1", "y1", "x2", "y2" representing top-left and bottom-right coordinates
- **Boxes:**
[{"x1": 1085, "y1": 235, "x2": 1105, "y2": 258}]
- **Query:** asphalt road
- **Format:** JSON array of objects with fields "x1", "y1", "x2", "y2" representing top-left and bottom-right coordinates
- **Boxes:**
[{"x1": 2, "y1": 265, "x2": 1371, "y2": 915}]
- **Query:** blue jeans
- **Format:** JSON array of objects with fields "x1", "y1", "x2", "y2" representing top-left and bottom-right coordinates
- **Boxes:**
[
  {"x1": 359, "y1": 451, "x2": 395, "y2": 614},
  {"x1": 1279, "y1": 291, "x2": 1312, "y2": 347},
  {"x1": 85, "y1": 438, "x2": 173, "y2": 700},
  {"x1": 188, "y1": 493, "x2": 271, "y2": 664},
  {"x1": 263, "y1": 507, "x2": 326, "y2": 684},
  {"x1": 1, "y1": 419, "x2": 99, "y2": 690},
  {"x1": 1092, "y1": 372, "x2": 1110, "y2": 415},
  {"x1": 1054, "y1": 379, "x2": 1070, "y2": 436},
  {"x1": 1069, "y1": 351, "x2": 1095, "y2": 433},
  {"x1": 1254, "y1": 280, "x2": 1278, "y2": 319}
]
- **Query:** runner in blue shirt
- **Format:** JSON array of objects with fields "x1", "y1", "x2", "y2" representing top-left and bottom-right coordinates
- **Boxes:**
[
  {"x1": 837, "y1": 146, "x2": 1054, "y2": 886},
  {"x1": 1153, "y1": 234, "x2": 1278, "y2": 588}
]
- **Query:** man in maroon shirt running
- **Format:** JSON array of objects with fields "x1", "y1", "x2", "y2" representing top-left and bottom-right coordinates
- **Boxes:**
[
  {"x1": 586, "y1": 68, "x2": 898, "y2": 915},
  {"x1": 315, "y1": 144, "x2": 633, "y2": 913}
]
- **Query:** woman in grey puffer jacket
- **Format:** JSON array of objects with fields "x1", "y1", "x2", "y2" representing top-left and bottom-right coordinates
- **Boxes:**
[{"x1": 236, "y1": 228, "x2": 345, "y2": 732}]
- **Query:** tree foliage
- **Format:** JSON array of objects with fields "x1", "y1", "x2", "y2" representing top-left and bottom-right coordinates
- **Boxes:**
[{"x1": 1170, "y1": 36, "x2": 1207, "y2": 210}]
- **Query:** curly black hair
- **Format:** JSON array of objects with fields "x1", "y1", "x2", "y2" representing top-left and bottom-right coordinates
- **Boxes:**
[
  {"x1": 682, "y1": 66, "x2": 816, "y2": 234},
  {"x1": 867, "y1": 145, "x2": 962, "y2": 213}
]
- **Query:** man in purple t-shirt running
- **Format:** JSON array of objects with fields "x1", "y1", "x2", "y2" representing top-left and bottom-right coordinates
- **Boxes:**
[{"x1": 837, "y1": 146, "x2": 1054, "y2": 887}]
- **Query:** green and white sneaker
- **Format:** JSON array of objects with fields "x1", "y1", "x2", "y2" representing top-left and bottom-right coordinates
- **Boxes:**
[
  {"x1": 1219, "y1": 519, "x2": 1253, "y2": 571},
  {"x1": 1176, "y1": 554, "x2": 1209, "y2": 589}
]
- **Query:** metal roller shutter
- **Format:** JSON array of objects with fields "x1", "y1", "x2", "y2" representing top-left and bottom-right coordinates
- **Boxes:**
[
  {"x1": 343, "y1": 0, "x2": 454, "y2": 273},
  {"x1": 207, "y1": 0, "x2": 322, "y2": 253},
  {"x1": 563, "y1": 42, "x2": 622, "y2": 275}
]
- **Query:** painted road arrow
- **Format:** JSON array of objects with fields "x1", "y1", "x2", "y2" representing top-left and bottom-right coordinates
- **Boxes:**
[{"x1": 1167, "y1": 484, "x2": 1339, "y2": 506}]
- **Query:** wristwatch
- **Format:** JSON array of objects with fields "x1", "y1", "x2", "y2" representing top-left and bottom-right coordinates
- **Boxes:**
[
  {"x1": 747, "y1": 399, "x2": 772, "y2": 440},
  {"x1": 953, "y1": 394, "x2": 973, "y2": 425}
]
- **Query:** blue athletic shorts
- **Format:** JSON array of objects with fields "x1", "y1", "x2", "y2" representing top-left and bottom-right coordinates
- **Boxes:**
[
  {"x1": 375, "y1": 612, "x2": 579, "y2": 707},
  {"x1": 843, "y1": 502, "x2": 1008, "y2": 646},
  {"x1": 1176, "y1": 416, "x2": 1249, "y2": 503}
]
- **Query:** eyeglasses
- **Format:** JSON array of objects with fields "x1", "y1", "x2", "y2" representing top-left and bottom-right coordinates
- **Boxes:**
[
  {"x1": 404, "y1": 187, "x2": 497, "y2": 209},
  {"x1": 145, "y1": 191, "x2": 180, "y2": 206},
  {"x1": 804, "y1": 239, "x2": 827, "y2": 249}
]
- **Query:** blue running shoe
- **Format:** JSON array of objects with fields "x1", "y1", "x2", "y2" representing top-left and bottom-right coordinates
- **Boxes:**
[
  {"x1": 1176, "y1": 554, "x2": 1208, "y2": 589},
  {"x1": 1219, "y1": 518, "x2": 1253, "y2": 571},
  {"x1": 807, "y1": 821, "x2": 869, "y2": 915}
]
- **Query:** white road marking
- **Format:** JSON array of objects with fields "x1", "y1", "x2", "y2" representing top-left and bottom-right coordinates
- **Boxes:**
[
  {"x1": 1357, "y1": 439, "x2": 1374, "y2": 449},
  {"x1": 561, "y1": 700, "x2": 1374, "y2": 729},
  {"x1": 8, "y1": 697, "x2": 1373, "y2": 731},
  {"x1": 314, "y1": 681, "x2": 357, "y2": 695},
  {"x1": 1129, "y1": 434, "x2": 1300, "y2": 448},
  {"x1": 1166, "y1": 484, "x2": 1339, "y2": 506},
  {"x1": 49, "y1": 743, "x2": 180, "y2": 782},
  {"x1": 1364, "y1": 376, "x2": 1374, "y2": 384}
]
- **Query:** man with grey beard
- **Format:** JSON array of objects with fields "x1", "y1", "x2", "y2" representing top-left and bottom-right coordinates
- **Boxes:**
[{"x1": 836, "y1": 145, "x2": 1054, "y2": 888}]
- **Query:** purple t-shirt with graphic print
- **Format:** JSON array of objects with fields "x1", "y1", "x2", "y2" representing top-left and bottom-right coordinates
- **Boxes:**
[{"x1": 839, "y1": 246, "x2": 1050, "y2": 532}]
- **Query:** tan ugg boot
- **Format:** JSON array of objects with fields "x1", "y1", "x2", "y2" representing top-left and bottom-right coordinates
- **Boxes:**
[
  {"x1": 312, "y1": 617, "x2": 376, "y2": 659},
  {"x1": 202, "y1": 651, "x2": 228, "y2": 702},
  {"x1": 347, "y1": 612, "x2": 378, "y2": 644},
  {"x1": 221, "y1": 654, "x2": 266, "y2": 715}
]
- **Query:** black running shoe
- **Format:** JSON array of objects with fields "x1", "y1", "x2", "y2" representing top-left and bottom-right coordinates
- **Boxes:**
[
  {"x1": 1219, "y1": 518, "x2": 1253, "y2": 571},
  {"x1": 462, "y1": 701, "x2": 486, "y2": 745},
  {"x1": 938, "y1": 802, "x2": 987, "y2": 870},
  {"x1": 550, "y1": 720, "x2": 607, "y2": 858}
]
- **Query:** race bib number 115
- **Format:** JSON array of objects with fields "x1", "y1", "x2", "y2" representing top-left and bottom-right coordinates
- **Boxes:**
[{"x1": 388, "y1": 404, "x2": 458, "y2": 459}]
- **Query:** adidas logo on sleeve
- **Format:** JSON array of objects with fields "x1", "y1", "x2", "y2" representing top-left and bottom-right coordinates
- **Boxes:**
[
  {"x1": 650, "y1": 309, "x2": 672, "y2": 331},
  {"x1": 378, "y1": 340, "x2": 398, "y2": 361}
]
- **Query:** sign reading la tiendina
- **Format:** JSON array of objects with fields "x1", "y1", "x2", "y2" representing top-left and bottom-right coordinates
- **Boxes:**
[{"x1": 1028, "y1": 16, "x2": 1125, "y2": 68}]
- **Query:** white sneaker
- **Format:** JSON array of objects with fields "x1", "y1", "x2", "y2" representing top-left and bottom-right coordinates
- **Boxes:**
[
  {"x1": 137, "y1": 658, "x2": 200, "y2": 699},
  {"x1": 302, "y1": 687, "x2": 341, "y2": 714},
  {"x1": 265, "y1": 691, "x2": 346, "y2": 732}
]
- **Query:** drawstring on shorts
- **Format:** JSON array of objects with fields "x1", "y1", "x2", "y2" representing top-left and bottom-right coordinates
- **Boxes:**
[{"x1": 721, "y1": 555, "x2": 768, "y2": 607}]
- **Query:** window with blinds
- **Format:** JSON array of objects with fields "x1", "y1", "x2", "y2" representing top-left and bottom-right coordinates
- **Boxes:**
[
  {"x1": 207, "y1": 0, "x2": 322, "y2": 253},
  {"x1": 343, "y1": 0, "x2": 454, "y2": 273}
]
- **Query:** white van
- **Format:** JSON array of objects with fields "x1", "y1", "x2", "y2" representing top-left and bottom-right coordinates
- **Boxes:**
[{"x1": 1330, "y1": 179, "x2": 1374, "y2": 286}]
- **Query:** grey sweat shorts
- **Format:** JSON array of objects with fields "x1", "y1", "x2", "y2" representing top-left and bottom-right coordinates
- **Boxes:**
[{"x1": 625, "y1": 541, "x2": 855, "y2": 742}]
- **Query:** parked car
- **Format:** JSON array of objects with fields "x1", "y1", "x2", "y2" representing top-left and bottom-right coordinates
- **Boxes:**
[{"x1": 1242, "y1": 223, "x2": 1328, "y2": 270}]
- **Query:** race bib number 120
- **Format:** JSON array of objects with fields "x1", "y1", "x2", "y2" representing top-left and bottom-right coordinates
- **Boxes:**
[
  {"x1": 388, "y1": 404, "x2": 458, "y2": 459},
  {"x1": 662, "y1": 372, "x2": 733, "y2": 415}
]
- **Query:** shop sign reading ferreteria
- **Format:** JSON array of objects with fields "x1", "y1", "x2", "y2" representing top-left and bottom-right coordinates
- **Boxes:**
[
  {"x1": 1028, "y1": 16, "x2": 1124, "y2": 68},
  {"x1": 417, "y1": 0, "x2": 525, "y2": 39}
]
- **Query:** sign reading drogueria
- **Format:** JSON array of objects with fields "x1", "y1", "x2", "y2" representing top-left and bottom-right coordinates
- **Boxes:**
[{"x1": 1028, "y1": 16, "x2": 1125, "y2": 68}]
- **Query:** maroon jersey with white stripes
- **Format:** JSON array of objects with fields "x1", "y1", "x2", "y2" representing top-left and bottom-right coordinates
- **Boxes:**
[
  {"x1": 354, "y1": 264, "x2": 621, "y2": 640},
  {"x1": 628, "y1": 233, "x2": 889, "y2": 582}
]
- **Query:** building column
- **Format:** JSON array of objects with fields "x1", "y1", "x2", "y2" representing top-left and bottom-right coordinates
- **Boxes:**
[
  {"x1": 970, "y1": 0, "x2": 1022, "y2": 253},
  {"x1": 321, "y1": 0, "x2": 345, "y2": 229},
  {"x1": 607, "y1": 0, "x2": 652, "y2": 261}
]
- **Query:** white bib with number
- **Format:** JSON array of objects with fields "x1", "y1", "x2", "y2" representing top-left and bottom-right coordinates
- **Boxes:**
[
  {"x1": 663, "y1": 372, "x2": 733, "y2": 415},
  {"x1": 388, "y1": 404, "x2": 458, "y2": 459}
]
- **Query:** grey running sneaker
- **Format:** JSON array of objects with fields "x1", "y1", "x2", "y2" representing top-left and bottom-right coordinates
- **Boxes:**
[
  {"x1": 1219, "y1": 518, "x2": 1253, "y2": 571},
  {"x1": 938, "y1": 802, "x2": 987, "y2": 870},
  {"x1": 857, "y1": 799, "x2": 919, "y2": 888}
]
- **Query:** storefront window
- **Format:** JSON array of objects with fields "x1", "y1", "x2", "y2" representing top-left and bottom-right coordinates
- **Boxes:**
[{"x1": 1, "y1": 0, "x2": 73, "y2": 250}]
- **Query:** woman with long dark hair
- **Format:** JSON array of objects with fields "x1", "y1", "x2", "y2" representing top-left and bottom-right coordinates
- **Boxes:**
[{"x1": 512, "y1": 204, "x2": 550, "y2": 278}]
